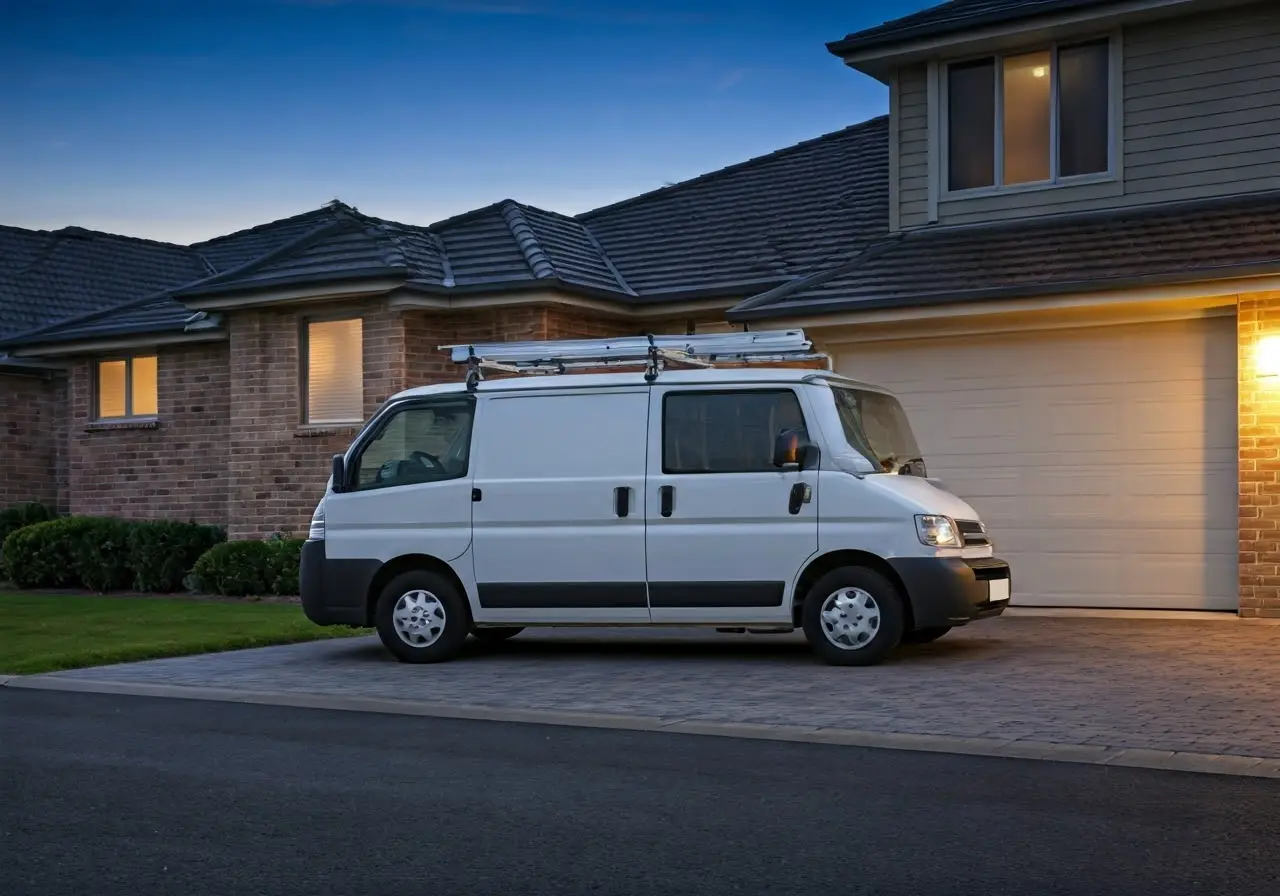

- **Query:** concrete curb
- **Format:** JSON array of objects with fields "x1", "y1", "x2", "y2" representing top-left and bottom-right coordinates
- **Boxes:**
[{"x1": 8, "y1": 675, "x2": 1280, "y2": 779}]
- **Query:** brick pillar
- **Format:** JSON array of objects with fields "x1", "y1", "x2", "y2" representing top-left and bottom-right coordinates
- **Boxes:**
[{"x1": 1238, "y1": 292, "x2": 1280, "y2": 618}]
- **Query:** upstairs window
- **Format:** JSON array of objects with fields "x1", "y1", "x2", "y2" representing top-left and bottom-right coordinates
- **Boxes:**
[
  {"x1": 946, "y1": 38, "x2": 1111, "y2": 192},
  {"x1": 96, "y1": 355, "x2": 158, "y2": 420},
  {"x1": 303, "y1": 318, "x2": 363, "y2": 425}
]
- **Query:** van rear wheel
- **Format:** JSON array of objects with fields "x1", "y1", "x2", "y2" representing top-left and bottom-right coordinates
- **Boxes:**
[
  {"x1": 375, "y1": 570, "x2": 470, "y2": 664},
  {"x1": 801, "y1": 567, "x2": 904, "y2": 666}
]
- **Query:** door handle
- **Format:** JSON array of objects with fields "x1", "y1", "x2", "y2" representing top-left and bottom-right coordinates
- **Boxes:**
[
  {"x1": 788, "y1": 482, "x2": 811, "y2": 515},
  {"x1": 472, "y1": 488, "x2": 482, "y2": 502},
  {"x1": 614, "y1": 486, "x2": 630, "y2": 518},
  {"x1": 659, "y1": 485, "x2": 674, "y2": 518}
]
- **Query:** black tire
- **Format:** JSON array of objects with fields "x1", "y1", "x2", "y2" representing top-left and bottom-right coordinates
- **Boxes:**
[
  {"x1": 471, "y1": 626, "x2": 524, "y2": 644},
  {"x1": 801, "y1": 566, "x2": 905, "y2": 666},
  {"x1": 901, "y1": 626, "x2": 952, "y2": 645},
  {"x1": 374, "y1": 569, "x2": 470, "y2": 664}
]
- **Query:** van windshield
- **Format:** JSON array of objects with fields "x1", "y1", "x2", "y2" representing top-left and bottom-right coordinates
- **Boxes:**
[{"x1": 831, "y1": 386, "x2": 925, "y2": 475}]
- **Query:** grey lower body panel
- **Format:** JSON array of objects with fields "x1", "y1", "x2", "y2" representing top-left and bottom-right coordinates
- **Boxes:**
[
  {"x1": 299, "y1": 540, "x2": 380, "y2": 627},
  {"x1": 889, "y1": 556, "x2": 1011, "y2": 630}
]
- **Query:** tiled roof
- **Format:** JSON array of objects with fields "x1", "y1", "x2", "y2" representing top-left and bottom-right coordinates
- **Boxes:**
[
  {"x1": 175, "y1": 200, "x2": 636, "y2": 301},
  {"x1": 730, "y1": 191, "x2": 1280, "y2": 320},
  {"x1": 580, "y1": 117, "x2": 890, "y2": 297},
  {"x1": 828, "y1": 0, "x2": 1119, "y2": 55},
  {"x1": 171, "y1": 120, "x2": 889, "y2": 305},
  {"x1": 4, "y1": 295, "x2": 199, "y2": 348},
  {"x1": 192, "y1": 207, "x2": 337, "y2": 273},
  {"x1": 0, "y1": 225, "x2": 207, "y2": 340}
]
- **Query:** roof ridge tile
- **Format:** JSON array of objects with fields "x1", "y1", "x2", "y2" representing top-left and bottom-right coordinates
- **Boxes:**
[{"x1": 500, "y1": 201, "x2": 558, "y2": 279}]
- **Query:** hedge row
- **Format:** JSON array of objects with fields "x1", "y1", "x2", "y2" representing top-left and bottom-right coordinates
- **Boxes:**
[
  {"x1": 2, "y1": 517, "x2": 227, "y2": 593},
  {"x1": 189, "y1": 538, "x2": 303, "y2": 597},
  {"x1": 1, "y1": 505, "x2": 307, "y2": 597}
]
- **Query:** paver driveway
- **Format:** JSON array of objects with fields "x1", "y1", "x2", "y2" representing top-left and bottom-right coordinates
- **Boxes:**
[{"x1": 18, "y1": 616, "x2": 1280, "y2": 760}]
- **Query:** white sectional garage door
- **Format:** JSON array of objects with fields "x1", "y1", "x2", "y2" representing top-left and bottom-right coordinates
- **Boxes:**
[{"x1": 833, "y1": 316, "x2": 1238, "y2": 610}]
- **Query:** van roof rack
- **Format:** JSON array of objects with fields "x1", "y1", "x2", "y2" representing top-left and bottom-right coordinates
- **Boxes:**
[{"x1": 439, "y1": 330, "x2": 828, "y2": 390}]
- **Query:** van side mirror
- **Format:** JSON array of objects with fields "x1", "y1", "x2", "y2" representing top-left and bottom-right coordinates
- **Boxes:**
[
  {"x1": 331, "y1": 454, "x2": 347, "y2": 493},
  {"x1": 772, "y1": 430, "x2": 804, "y2": 468}
]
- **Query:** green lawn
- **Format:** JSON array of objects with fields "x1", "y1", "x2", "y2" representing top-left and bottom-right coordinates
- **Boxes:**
[{"x1": 0, "y1": 593, "x2": 369, "y2": 676}]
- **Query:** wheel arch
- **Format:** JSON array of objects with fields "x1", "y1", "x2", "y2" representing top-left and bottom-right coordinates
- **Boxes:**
[
  {"x1": 365, "y1": 553, "x2": 472, "y2": 627},
  {"x1": 792, "y1": 550, "x2": 915, "y2": 632}
]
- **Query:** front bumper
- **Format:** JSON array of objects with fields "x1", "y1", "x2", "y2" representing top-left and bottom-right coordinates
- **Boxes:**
[
  {"x1": 888, "y1": 556, "x2": 1011, "y2": 630},
  {"x1": 299, "y1": 539, "x2": 380, "y2": 627}
]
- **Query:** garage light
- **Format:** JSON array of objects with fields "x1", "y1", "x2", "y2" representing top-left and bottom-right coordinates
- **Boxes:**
[{"x1": 1257, "y1": 335, "x2": 1280, "y2": 380}]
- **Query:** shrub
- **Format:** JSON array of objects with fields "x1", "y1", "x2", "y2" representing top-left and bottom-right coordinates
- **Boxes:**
[
  {"x1": 0, "y1": 501, "x2": 56, "y2": 548},
  {"x1": 190, "y1": 538, "x2": 304, "y2": 597},
  {"x1": 128, "y1": 521, "x2": 226, "y2": 593},
  {"x1": 70, "y1": 517, "x2": 137, "y2": 592},
  {"x1": 266, "y1": 538, "x2": 303, "y2": 596},
  {"x1": 3, "y1": 517, "x2": 99, "y2": 588}
]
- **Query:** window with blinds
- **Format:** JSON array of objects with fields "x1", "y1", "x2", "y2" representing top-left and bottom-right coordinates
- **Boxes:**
[
  {"x1": 305, "y1": 318, "x2": 364, "y2": 424},
  {"x1": 96, "y1": 355, "x2": 158, "y2": 420}
]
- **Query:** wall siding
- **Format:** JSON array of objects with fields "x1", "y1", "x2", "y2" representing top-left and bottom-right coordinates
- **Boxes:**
[
  {"x1": 896, "y1": 63, "x2": 931, "y2": 230},
  {"x1": 910, "y1": 2, "x2": 1280, "y2": 228}
]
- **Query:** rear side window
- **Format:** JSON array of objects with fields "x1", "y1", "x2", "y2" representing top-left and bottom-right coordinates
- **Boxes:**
[
  {"x1": 663, "y1": 389, "x2": 808, "y2": 474},
  {"x1": 351, "y1": 398, "x2": 475, "y2": 490}
]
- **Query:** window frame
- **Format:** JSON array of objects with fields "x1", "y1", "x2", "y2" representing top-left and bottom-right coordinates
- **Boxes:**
[
  {"x1": 660, "y1": 387, "x2": 810, "y2": 476},
  {"x1": 343, "y1": 395, "x2": 477, "y2": 493},
  {"x1": 94, "y1": 354, "x2": 159, "y2": 421},
  {"x1": 300, "y1": 314, "x2": 365, "y2": 426},
  {"x1": 940, "y1": 32, "x2": 1119, "y2": 198}
]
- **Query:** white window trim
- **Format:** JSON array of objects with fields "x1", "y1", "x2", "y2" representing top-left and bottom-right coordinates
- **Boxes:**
[
  {"x1": 300, "y1": 315, "x2": 365, "y2": 427},
  {"x1": 938, "y1": 30, "x2": 1123, "y2": 200},
  {"x1": 94, "y1": 354, "x2": 158, "y2": 422}
]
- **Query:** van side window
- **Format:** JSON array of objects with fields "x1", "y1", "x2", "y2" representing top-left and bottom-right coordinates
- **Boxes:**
[
  {"x1": 663, "y1": 389, "x2": 808, "y2": 474},
  {"x1": 351, "y1": 399, "x2": 475, "y2": 491}
]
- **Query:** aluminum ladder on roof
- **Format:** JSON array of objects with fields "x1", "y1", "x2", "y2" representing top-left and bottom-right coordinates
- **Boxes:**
[{"x1": 438, "y1": 329, "x2": 827, "y2": 389}]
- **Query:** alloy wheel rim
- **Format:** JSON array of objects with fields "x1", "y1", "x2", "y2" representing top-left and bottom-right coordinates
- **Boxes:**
[
  {"x1": 819, "y1": 587, "x2": 880, "y2": 650},
  {"x1": 392, "y1": 590, "x2": 447, "y2": 648}
]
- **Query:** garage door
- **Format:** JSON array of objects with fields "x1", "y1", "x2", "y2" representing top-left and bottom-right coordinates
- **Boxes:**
[{"x1": 833, "y1": 316, "x2": 1238, "y2": 610}]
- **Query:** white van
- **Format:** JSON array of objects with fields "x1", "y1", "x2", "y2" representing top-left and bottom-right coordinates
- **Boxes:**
[{"x1": 300, "y1": 330, "x2": 1009, "y2": 666}]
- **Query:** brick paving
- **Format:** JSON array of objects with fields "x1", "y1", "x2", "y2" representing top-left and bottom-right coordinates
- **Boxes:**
[{"x1": 25, "y1": 617, "x2": 1280, "y2": 758}]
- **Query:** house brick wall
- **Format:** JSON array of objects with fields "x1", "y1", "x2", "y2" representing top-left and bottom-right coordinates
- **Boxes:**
[
  {"x1": 226, "y1": 305, "x2": 406, "y2": 539},
  {"x1": 1238, "y1": 292, "x2": 1280, "y2": 618},
  {"x1": 0, "y1": 369, "x2": 66, "y2": 510},
  {"x1": 68, "y1": 342, "x2": 230, "y2": 524}
]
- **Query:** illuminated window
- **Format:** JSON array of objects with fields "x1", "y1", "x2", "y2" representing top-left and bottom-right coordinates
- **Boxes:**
[
  {"x1": 96, "y1": 355, "x2": 158, "y2": 420},
  {"x1": 946, "y1": 38, "x2": 1111, "y2": 192},
  {"x1": 304, "y1": 318, "x2": 363, "y2": 424}
]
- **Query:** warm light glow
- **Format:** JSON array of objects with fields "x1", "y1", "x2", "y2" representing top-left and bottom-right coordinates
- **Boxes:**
[
  {"x1": 1256, "y1": 335, "x2": 1280, "y2": 380},
  {"x1": 1032, "y1": 66, "x2": 1047, "y2": 78}
]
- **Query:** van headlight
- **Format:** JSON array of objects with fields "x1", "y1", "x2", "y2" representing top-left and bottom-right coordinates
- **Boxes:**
[
  {"x1": 915, "y1": 514, "x2": 961, "y2": 547},
  {"x1": 308, "y1": 502, "x2": 325, "y2": 541}
]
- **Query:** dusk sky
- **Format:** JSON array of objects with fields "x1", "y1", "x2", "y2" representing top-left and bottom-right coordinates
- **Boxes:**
[{"x1": 1, "y1": 0, "x2": 922, "y2": 243}]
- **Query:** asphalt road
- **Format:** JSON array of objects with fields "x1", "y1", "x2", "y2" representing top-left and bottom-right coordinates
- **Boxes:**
[{"x1": 2, "y1": 690, "x2": 1278, "y2": 896}]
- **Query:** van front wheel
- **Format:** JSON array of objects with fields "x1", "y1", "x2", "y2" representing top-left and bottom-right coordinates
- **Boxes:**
[
  {"x1": 375, "y1": 570, "x2": 470, "y2": 664},
  {"x1": 801, "y1": 567, "x2": 904, "y2": 666}
]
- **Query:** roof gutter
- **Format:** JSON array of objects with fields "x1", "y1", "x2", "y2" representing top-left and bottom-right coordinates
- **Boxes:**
[
  {"x1": 827, "y1": 0, "x2": 1215, "y2": 81},
  {"x1": 4, "y1": 328, "x2": 228, "y2": 359},
  {"x1": 728, "y1": 259, "x2": 1280, "y2": 322}
]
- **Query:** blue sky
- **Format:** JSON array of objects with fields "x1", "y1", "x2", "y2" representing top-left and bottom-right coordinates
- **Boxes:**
[{"x1": 0, "y1": 0, "x2": 921, "y2": 243}]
